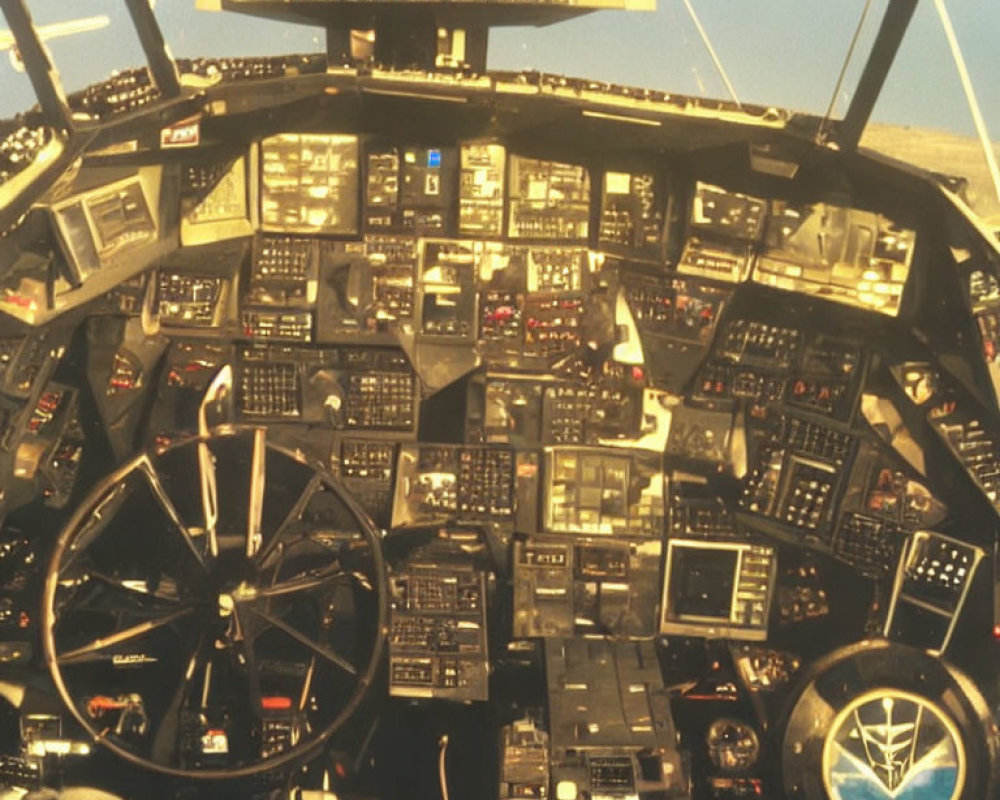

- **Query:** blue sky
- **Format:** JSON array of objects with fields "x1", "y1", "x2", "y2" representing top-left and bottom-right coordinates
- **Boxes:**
[{"x1": 1, "y1": 0, "x2": 997, "y2": 138}]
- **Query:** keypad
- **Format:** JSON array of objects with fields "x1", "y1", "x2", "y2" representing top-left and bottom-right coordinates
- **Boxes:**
[
  {"x1": 903, "y1": 534, "x2": 976, "y2": 595},
  {"x1": 779, "y1": 416, "x2": 852, "y2": 462},
  {"x1": 669, "y1": 493, "x2": 738, "y2": 539},
  {"x1": 0, "y1": 756, "x2": 40, "y2": 791},
  {"x1": 241, "y1": 310, "x2": 313, "y2": 342},
  {"x1": 157, "y1": 274, "x2": 223, "y2": 326},
  {"x1": 740, "y1": 416, "x2": 852, "y2": 534},
  {"x1": 389, "y1": 569, "x2": 488, "y2": 700},
  {"x1": 833, "y1": 513, "x2": 904, "y2": 579},
  {"x1": 527, "y1": 248, "x2": 583, "y2": 293},
  {"x1": 183, "y1": 163, "x2": 231, "y2": 195},
  {"x1": 240, "y1": 363, "x2": 301, "y2": 418},
  {"x1": 523, "y1": 296, "x2": 582, "y2": 358},
  {"x1": 589, "y1": 757, "x2": 635, "y2": 792},
  {"x1": 457, "y1": 448, "x2": 515, "y2": 517},
  {"x1": 340, "y1": 440, "x2": 394, "y2": 524},
  {"x1": 254, "y1": 235, "x2": 312, "y2": 281},
  {"x1": 344, "y1": 371, "x2": 414, "y2": 430},
  {"x1": 543, "y1": 384, "x2": 632, "y2": 445},
  {"x1": 719, "y1": 319, "x2": 802, "y2": 371},
  {"x1": 935, "y1": 417, "x2": 1000, "y2": 503}
]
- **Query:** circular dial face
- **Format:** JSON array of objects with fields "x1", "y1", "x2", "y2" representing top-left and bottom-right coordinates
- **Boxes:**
[
  {"x1": 42, "y1": 430, "x2": 386, "y2": 779},
  {"x1": 822, "y1": 689, "x2": 965, "y2": 800},
  {"x1": 706, "y1": 718, "x2": 760, "y2": 771}
]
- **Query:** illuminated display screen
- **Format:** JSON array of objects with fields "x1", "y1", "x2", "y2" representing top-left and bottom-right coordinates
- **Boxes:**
[
  {"x1": 187, "y1": 159, "x2": 247, "y2": 225},
  {"x1": 688, "y1": 182, "x2": 766, "y2": 241},
  {"x1": 508, "y1": 156, "x2": 590, "y2": 240},
  {"x1": 459, "y1": 143, "x2": 505, "y2": 236},
  {"x1": 88, "y1": 181, "x2": 156, "y2": 257},
  {"x1": 543, "y1": 448, "x2": 662, "y2": 537},
  {"x1": 261, "y1": 133, "x2": 359, "y2": 235},
  {"x1": 754, "y1": 201, "x2": 916, "y2": 316}
]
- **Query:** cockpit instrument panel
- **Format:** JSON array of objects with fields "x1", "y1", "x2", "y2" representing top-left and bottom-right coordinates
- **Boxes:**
[
  {"x1": 599, "y1": 170, "x2": 663, "y2": 256},
  {"x1": 181, "y1": 155, "x2": 252, "y2": 245},
  {"x1": 545, "y1": 639, "x2": 688, "y2": 799},
  {"x1": 419, "y1": 239, "x2": 477, "y2": 340},
  {"x1": 52, "y1": 174, "x2": 159, "y2": 283},
  {"x1": 460, "y1": 143, "x2": 506, "y2": 237},
  {"x1": 679, "y1": 182, "x2": 766, "y2": 283},
  {"x1": 392, "y1": 444, "x2": 516, "y2": 527},
  {"x1": 513, "y1": 534, "x2": 661, "y2": 637},
  {"x1": 237, "y1": 345, "x2": 417, "y2": 429},
  {"x1": 0, "y1": 10, "x2": 993, "y2": 796},
  {"x1": 389, "y1": 564, "x2": 489, "y2": 701},
  {"x1": 364, "y1": 144, "x2": 456, "y2": 234}
]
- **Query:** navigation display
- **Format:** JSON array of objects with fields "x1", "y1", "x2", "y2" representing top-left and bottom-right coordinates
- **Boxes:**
[
  {"x1": 261, "y1": 133, "x2": 359, "y2": 235},
  {"x1": 508, "y1": 156, "x2": 590, "y2": 240},
  {"x1": 754, "y1": 202, "x2": 916, "y2": 315}
]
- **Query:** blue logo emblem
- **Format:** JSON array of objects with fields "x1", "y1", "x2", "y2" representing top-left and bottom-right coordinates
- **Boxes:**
[{"x1": 823, "y1": 691, "x2": 964, "y2": 800}]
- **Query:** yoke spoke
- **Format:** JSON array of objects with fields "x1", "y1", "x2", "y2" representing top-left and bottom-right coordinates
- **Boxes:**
[
  {"x1": 246, "y1": 428, "x2": 267, "y2": 559},
  {"x1": 198, "y1": 441, "x2": 219, "y2": 559},
  {"x1": 255, "y1": 473, "x2": 324, "y2": 568},
  {"x1": 58, "y1": 482, "x2": 130, "y2": 575},
  {"x1": 256, "y1": 562, "x2": 354, "y2": 599},
  {"x1": 139, "y1": 457, "x2": 208, "y2": 572},
  {"x1": 58, "y1": 607, "x2": 196, "y2": 666},
  {"x1": 243, "y1": 605, "x2": 356, "y2": 678},
  {"x1": 84, "y1": 569, "x2": 183, "y2": 605}
]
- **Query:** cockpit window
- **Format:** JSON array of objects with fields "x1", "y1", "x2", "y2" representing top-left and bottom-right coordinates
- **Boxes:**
[
  {"x1": 24, "y1": 0, "x2": 154, "y2": 120},
  {"x1": 0, "y1": 25, "x2": 38, "y2": 122},
  {"x1": 0, "y1": 0, "x2": 997, "y2": 225},
  {"x1": 488, "y1": 0, "x2": 883, "y2": 120},
  {"x1": 0, "y1": 19, "x2": 46, "y2": 190},
  {"x1": 155, "y1": 3, "x2": 324, "y2": 76},
  {"x1": 860, "y1": 0, "x2": 1000, "y2": 225}
]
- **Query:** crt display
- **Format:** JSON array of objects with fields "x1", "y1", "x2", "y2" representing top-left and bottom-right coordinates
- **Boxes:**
[
  {"x1": 88, "y1": 180, "x2": 156, "y2": 257},
  {"x1": 669, "y1": 546, "x2": 737, "y2": 620},
  {"x1": 508, "y1": 156, "x2": 590, "y2": 240},
  {"x1": 755, "y1": 202, "x2": 915, "y2": 316},
  {"x1": 261, "y1": 133, "x2": 359, "y2": 235},
  {"x1": 688, "y1": 181, "x2": 766, "y2": 242}
]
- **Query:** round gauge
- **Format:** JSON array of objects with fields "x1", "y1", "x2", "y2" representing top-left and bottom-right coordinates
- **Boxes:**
[
  {"x1": 706, "y1": 718, "x2": 760, "y2": 771},
  {"x1": 822, "y1": 689, "x2": 965, "y2": 800}
]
